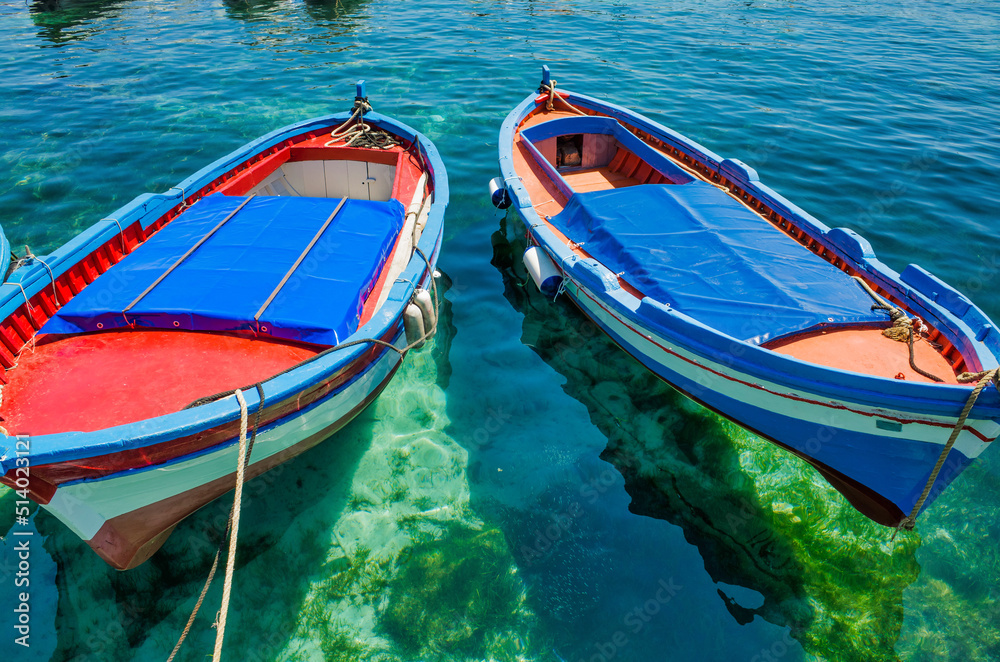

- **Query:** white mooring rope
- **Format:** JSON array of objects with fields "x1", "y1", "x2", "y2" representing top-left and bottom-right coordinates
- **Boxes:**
[{"x1": 212, "y1": 388, "x2": 250, "y2": 662}]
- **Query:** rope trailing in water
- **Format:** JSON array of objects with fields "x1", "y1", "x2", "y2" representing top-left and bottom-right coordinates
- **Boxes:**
[
  {"x1": 851, "y1": 276, "x2": 943, "y2": 382},
  {"x1": 894, "y1": 367, "x2": 1000, "y2": 536},
  {"x1": 211, "y1": 388, "x2": 250, "y2": 662},
  {"x1": 324, "y1": 99, "x2": 400, "y2": 150},
  {"x1": 538, "y1": 78, "x2": 587, "y2": 116},
  {"x1": 168, "y1": 253, "x2": 440, "y2": 658},
  {"x1": 166, "y1": 383, "x2": 264, "y2": 662},
  {"x1": 165, "y1": 553, "x2": 220, "y2": 662}
]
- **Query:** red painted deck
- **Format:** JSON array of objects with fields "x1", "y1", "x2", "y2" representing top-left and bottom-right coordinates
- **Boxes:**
[
  {"x1": 0, "y1": 124, "x2": 430, "y2": 438},
  {"x1": 0, "y1": 120, "x2": 433, "y2": 385},
  {"x1": 1, "y1": 331, "x2": 320, "y2": 435},
  {"x1": 767, "y1": 327, "x2": 959, "y2": 384}
]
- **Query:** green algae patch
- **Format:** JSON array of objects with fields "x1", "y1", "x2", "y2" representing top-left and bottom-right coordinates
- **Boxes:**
[
  {"x1": 723, "y1": 419, "x2": 923, "y2": 661},
  {"x1": 298, "y1": 550, "x2": 388, "y2": 662},
  {"x1": 894, "y1": 458, "x2": 1000, "y2": 662},
  {"x1": 314, "y1": 547, "x2": 393, "y2": 605},
  {"x1": 382, "y1": 526, "x2": 528, "y2": 658}
]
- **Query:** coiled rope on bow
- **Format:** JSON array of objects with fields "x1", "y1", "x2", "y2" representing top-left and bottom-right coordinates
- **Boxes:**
[
  {"x1": 538, "y1": 78, "x2": 587, "y2": 116},
  {"x1": 894, "y1": 367, "x2": 1000, "y2": 535},
  {"x1": 324, "y1": 98, "x2": 400, "y2": 150},
  {"x1": 851, "y1": 276, "x2": 943, "y2": 382}
]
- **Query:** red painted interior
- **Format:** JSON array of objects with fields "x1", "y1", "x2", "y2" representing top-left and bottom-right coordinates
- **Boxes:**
[
  {"x1": 0, "y1": 121, "x2": 433, "y2": 434},
  {"x1": 0, "y1": 324, "x2": 399, "y2": 510},
  {"x1": 289, "y1": 145, "x2": 400, "y2": 165},
  {"x1": 1, "y1": 331, "x2": 320, "y2": 435}
]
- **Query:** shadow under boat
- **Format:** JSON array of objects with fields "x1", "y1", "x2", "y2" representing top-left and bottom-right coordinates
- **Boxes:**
[{"x1": 490, "y1": 211, "x2": 922, "y2": 660}]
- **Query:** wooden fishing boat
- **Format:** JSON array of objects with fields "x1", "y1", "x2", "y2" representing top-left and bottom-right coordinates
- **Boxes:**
[
  {"x1": 495, "y1": 67, "x2": 1000, "y2": 528},
  {"x1": 0, "y1": 82, "x2": 448, "y2": 569}
]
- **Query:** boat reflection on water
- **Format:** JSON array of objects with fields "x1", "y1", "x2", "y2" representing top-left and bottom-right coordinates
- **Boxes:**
[
  {"x1": 29, "y1": 0, "x2": 133, "y2": 46},
  {"x1": 29, "y1": 0, "x2": 371, "y2": 45},
  {"x1": 490, "y1": 212, "x2": 922, "y2": 661},
  {"x1": 302, "y1": 0, "x2": 368, "y2": 22},
  {"x1": 221, "y1": 0, "x2": 368, "y2": 22}
]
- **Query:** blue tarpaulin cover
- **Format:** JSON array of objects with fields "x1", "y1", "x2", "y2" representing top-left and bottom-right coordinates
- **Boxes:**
[
  {"x1": 42, "y1": 194, "x2": 405, "y2": 345},
  {"x1": 550, "y1": 183, "x2": 887, "y2": 344}
]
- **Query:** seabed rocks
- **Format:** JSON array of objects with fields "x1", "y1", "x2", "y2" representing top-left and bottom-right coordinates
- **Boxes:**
[{"x1": 280, "y1": 344, "x2": 542, "y2": 662}]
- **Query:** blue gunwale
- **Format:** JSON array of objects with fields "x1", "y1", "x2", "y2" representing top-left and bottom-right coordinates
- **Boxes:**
[
  {"x1": 0, "y1": 110, "x2": 449, "y2": 474},
  {"x1": 498, "y1": 87, "x2": 1000, "y2": 420}
]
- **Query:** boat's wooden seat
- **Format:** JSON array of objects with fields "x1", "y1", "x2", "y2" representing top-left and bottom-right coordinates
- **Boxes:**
[
  {"x1": 561, "y1": 167, "x2": 637, "y2": 192},
  {"x1": 256, "y1": 175, "x2": 301, "y2": 197},
  {"x1": 557, "y1": 145, "x2": 677, "y2": 194}
]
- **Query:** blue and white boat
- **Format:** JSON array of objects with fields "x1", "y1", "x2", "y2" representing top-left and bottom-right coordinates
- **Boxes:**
[
  {"x1": 495, "y1": 67, "x2": 1000, "y2": 528},
  {"x1": 0, "y1": 83, "x2": 448, "y2": 569}
]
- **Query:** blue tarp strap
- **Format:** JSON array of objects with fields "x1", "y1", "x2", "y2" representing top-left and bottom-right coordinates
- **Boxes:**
[
  {"x1": 123, "y1": 194, "x2": 256, "y2": 315},
  {"x1": 253, "y1": 196, "x2": 348, "y2": 322}
]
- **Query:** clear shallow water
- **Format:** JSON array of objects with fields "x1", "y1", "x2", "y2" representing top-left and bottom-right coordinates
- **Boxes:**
[{"x1": 0, "y1": 0, "x2": 999, "y2": 660}]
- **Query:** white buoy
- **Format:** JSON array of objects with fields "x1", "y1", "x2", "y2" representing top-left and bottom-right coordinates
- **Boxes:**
[
  {"x1": 403, "y1": 303, "x2": 425, "y2": 349},
  {"x1": 413, "y1": 289, "x2": 436, "y2": 340},
  {"x1": 523, "y1": 246, "x2": 563, "y2": 297},
  {"x1": 488, "y1": 176, "x2": 511, "y2": 209}
]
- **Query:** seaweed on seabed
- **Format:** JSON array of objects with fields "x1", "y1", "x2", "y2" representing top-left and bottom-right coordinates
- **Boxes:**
[
  {"x1": 380, "y1": 524, "x2": 531, "y2": 659},
  {"x1": 293, "y1": 546, "x2": 392, "y2": 661},
  {"x1": 311, "y1": 619, "x2": 378, "y2": 662}
]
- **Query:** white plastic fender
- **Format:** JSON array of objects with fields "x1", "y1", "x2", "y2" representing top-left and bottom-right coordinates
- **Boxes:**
[
  {"x1": 413, "y1": 289, "x2": 436, "y2": 339},
  {"x1": 523, "y1": 246, "x2": 563, "y2": 297},
  {"x1": 403, "y1": 303, "x2": 426, "y2": 349},
  {"x1": 488, "y1": 176, "x2": 511, "y2": 209}
]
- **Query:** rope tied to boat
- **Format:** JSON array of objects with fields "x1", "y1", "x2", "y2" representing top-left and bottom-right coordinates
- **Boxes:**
[
  {"x1": 538, "y1": 78, "x2": 587, "y2": 116},
  {"x1": 168, "y1": 248, "x2": 439, "y2": 659},
  {"x1": 12, "y1": 247, "x2": 59, "y2": 308},
  {"x1": 324, "y1": 98, "x2": 400, "y2": 150},
  {"x1": 210, "y1": 388, "x2": 250, "y2": 662},
  {"x1": 851, "y1": 276, "x2": 943, "y2": 382},
  {"x1": 894, "y1": 367, "x2": 1000, "y2": 537},
  {"x1": 184, "y1": 247, "x2": 440, "y2": 410},
  {"x1": 166, "y1": 383, "x2": 265, "y2": 662}
]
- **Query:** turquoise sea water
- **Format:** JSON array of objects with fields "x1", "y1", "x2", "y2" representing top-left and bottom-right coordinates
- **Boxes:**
[{"x1": 1, "y1": 0, "x2": 999, "y2": 660}]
